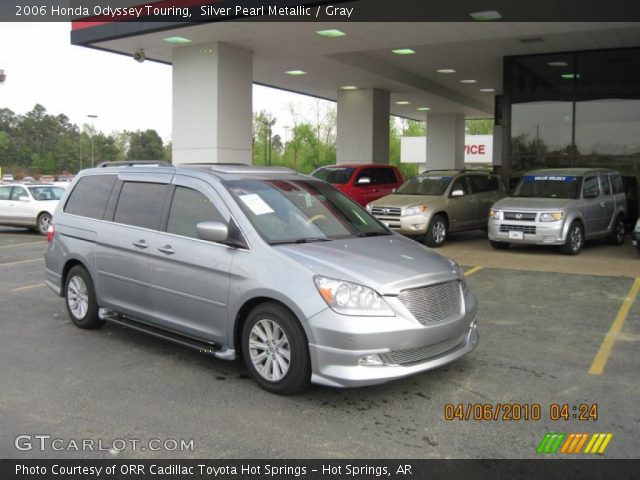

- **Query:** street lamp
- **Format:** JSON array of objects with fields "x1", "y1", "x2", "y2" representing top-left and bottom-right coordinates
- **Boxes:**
[
  {"x1": 262, "y1": 118, "x2": 276, "y2": 166},
  {"x1": 87, "y1": 114, "x2": 98, "y2": 167}
]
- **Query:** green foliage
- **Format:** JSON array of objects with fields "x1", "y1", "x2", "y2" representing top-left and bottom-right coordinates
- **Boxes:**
[
  {"x1": 466, "y1": 118, "x2": 494, "y2": 135},
  {"x1": 0, "y1": 105, "x2": 169, "y2": 176}
]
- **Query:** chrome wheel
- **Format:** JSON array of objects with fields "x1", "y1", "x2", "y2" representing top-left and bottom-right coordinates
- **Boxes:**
[
  {"x1": 569, "y1": 226, "x2": 583, "y2": 253},
  {"x1": 432, "y1": 220, "x2": 446, "y2": 245},
  {"x1": 67, "y1": 276, "x2": 89, "y2": 320},
  {"x1": 38, "y1": 214, "x2": 51, "y2": 235},
  {"x1": 249, "y1": 319, "x2": 290, "y2": 382},
  {"x1": 615, "y1": 220, "x2": 625, "y2": 243}
]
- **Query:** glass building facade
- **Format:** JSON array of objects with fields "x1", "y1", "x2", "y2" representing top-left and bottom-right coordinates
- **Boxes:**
[{"x1": 502, "y1": 47, "x2": 640, "y2": 216}]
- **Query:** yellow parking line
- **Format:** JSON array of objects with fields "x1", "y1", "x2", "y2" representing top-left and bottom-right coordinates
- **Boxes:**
[
  {"x1": 0, "y1": 258, "x2": 43, "y2": 267},
  {"x1": 589, "y1": 277, "x2": 640, "y2": 375},
  {"x1": 12, "y1": 283, "x2": 45, "y2": 292},
  {"x1": 465, "y1": 266, "x2": 484, "y2": 276},
  {"x1": 0, "y1": 241, "x2": 45, "y2": 249}
]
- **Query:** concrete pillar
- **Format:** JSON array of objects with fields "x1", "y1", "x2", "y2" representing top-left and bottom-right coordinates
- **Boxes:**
[
  {"x1": 336, "y1": 88, "x2": 389, "y2": 164},
  {"x1": 172, "y1": 42, "x2": 252, "y2": 165},
  {"x1": 424, "y1": 113, "x2": 466, "y2": 170}
]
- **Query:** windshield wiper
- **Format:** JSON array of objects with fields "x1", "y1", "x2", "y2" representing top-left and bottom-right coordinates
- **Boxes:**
[
  {"x1": 270, "y1": 237, "x2": 332, "y2": 245},
  {"x1": 353, "y1": 231, "x2": 392, "y2": 238}
]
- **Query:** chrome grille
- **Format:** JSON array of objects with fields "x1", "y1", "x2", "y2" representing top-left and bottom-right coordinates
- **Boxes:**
[
  {"x1": 504, "y1": 212, "x2": 537, "y2": 221},
  {"x1": 371, "y1": 206, "x2": 401, "y2": 217},
  {"x1": 398, "y1": 281, "x2": 462, "y2": 326},
  {"x1": 500, "y1": 224, "x2": 536, "y2": 234},
  {"x1": 387, "y1": 336, "x2": 463, "y2": 365}
]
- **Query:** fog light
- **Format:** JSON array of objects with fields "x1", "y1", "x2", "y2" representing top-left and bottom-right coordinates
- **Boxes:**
[
  {"x1": 358, "y1": 354, "x2": 384, "y2": 366},
  {"x1": 411, "y1": 223, "x2": 426, "y2": 230}
]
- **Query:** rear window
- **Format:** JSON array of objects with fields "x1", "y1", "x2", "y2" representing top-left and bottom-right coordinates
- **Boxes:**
[
  {"x1": 64, "y1": 175, "x2": 116, "y2": 219},
  {"x1": 113, "y1": 182, "x2": 169, "y2": 230},
  {"x1": 311, "y1": 167, "x2": 354, "y2": 184},
  {"x1": 368, "y1": 168, "x2": 398, "y2": 184}
]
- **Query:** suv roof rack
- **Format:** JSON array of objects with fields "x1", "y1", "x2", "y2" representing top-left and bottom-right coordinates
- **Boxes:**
[
  {"x1": 184, "y1": 163, "x2": 298, "y2": 175},
  {"x1": 96, "y1": 160, "x2": 171, "y2": 168}
]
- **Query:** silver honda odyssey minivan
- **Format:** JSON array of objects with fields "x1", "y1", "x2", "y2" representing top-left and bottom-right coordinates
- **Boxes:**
[{"x1": 45, "y1": 162, "x2": 478, "y2": 394}]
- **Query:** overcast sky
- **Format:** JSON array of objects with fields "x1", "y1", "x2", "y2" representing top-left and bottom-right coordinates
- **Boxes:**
[{"x1": 0, "y1": 22, "x2": 329, "y2": 142}]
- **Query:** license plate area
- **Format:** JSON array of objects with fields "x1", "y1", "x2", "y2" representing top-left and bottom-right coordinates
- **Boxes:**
[{"x1": 508, "y1": 230, "x2": 524, "y2": 240}]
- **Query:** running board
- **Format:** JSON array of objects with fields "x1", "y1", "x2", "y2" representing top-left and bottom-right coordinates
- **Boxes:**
[{"x1": 98, "y1": 308, "x2": 236, "y2": 361}]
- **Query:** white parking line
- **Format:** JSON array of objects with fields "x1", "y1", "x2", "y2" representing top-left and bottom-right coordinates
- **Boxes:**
[
  {"x1": 0, "y1": 258, "x2": 43, "y2": 267},
  {"x1": 0, "y1": 241, "x2": 46, "y2": 250},
  {"x1": 12, "y1": 283, "x2": 45, "y2": 292}
]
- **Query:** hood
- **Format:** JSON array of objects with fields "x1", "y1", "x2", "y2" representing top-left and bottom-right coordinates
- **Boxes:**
[
  {"x1": 273, "y1": 234, "x2": 460, "y2": 295},
  {"x1": 492, "y1": 197, "x2": 574, "y2": 211},
  {"x1": 370, "y1": 194, "x2": 439, "y2": 208}
]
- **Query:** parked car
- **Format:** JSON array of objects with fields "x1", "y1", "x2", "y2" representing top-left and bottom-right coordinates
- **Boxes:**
[
  {"x1": 22, "y1": 176, "x2": 35, "y2": 183},
  {"x1": 633, "y1": 218, "x2": 640, "y2": 254},
  {"x1": 39, "y1": 175, "x2": 56, "y2": 183},
  {"x1": 0, "y1": 183, "x2": 66, "y2": 234},
  {"x1": 45, "y1": 162, "x2": 478, "y2": 394},
  {"x1": 367, "y1": 170, "x2": 505, "y2": 247},
  {"x1": 2, "y1": 173, "x2": 14, "y2": 183},
  {"x1": 310, "y1": 164, "x2": 403, "y2": 207},
  {"x1": 488, "y1": 168, "x2": 626, "y2": 254}
]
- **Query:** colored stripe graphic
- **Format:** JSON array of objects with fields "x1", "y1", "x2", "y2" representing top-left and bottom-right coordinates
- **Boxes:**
[{"x1": 539, "y1": 433, "x2": 613, "y2": 454}]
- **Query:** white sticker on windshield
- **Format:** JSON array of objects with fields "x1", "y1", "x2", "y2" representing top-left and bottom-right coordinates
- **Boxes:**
[{"x1": 239, "y1": 194, "x2": 274, "y2": 215}]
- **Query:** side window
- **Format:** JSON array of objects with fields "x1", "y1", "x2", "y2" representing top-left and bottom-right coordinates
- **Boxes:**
[
  {"x1": 374, "y1": 168, "x2": 398, "y2": 185},
  {"x1": 582, "y1": 176, "x2": 600, "y2": 198},
  {"x1": 166, "y1": 186, "x2": 225, "y2": 240},
  {"x1": 468, "y1": 175, "x2": 491, "y2": 193},
  {"x1": 356, "y1": 168, "x2": 375, "y2": 185},
  {"x1": 451, "y1": 176, "x2": 471, "y2": 195},
  {"x1": 65, "y1": 175, "x2": 116, "y2": 219},
  {"x1": 610, "y1": 174, "x2": 624, "y2": 194},
  {"x1": 488, "y1": 176, "x2": 501, "y2": 192},
  {"x1": 9, "y1": 187, "x2": 28, "y2": 200},
  {"x1": 113, "y1": 182, "x2": 168, "y2": 230},
  {"x1": 0, "y1": 186, "x2": 11, "y2": 200},
  {"x1": 599, "y1": 175, "x2": 611, "y2": 195}
]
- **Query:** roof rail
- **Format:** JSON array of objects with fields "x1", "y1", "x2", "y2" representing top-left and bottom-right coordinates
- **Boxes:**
[{"x1": 96, "y1": 160, "x2": 171, "y2": 168}]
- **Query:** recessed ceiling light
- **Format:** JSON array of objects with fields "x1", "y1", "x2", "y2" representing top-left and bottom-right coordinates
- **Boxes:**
[
  {"x1": 548, "y1": 61, "x2": 569, "y2": 67},
  {"x1": 392, "y1": 48, "x2": 416, "y2": 55},
  {"x1": 285, "y1": 70, "x2": 307, "y2": 76},
  {"x1": 395, "y1": 101, "x2": 411, "y2": 105},
  {"x1": 436, "y1": 68, "x2": 456, "y2": 74},
  {"x1": 340, "y1": 85, "x2": 358, "y2": 90},
  {"x1": 460, "y1": 79, "x2": 478, "y2": 84},
  {"x1": 417, "y1": 107, "x2": 431, "y2": 111},
  {"x1": 469, "y1": 10, "x2": 502, "y2": 21},
  {"x1": 163, "y1": 36, "x2": 192, "y2": 44},
  {"x1": 561, "y1": 73, "x2": 580, "y2": 79},
  {"x1": 479, "y1": 88, "x2": 496, "y2": 93},
  {"x1": 316, "y1": 29, "x2": 346, "y2": 38}
]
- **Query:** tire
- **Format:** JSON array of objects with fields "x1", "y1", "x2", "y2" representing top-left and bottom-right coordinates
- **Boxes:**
[
  {"x1": 424, "y1": 214, "x2": 448, "y2": 248},
  {"x1": 36, "y1": 212, "x2": 52, "y2": 235},
  {"x1": 64, "y1": 265, "x2": 104, "y2": 329},
  {"x1": 241, "y1": 302, "x2": 310, "y2": 395},
  {"x1": 607, "y1": 215, "x2": 625, "y2": 245},
  {"x1": 561, "y1": 221, "x2": 584, "y2": 255},
  {"x1": 490, "y1": 240, "x2": 510, "y2": 250}
]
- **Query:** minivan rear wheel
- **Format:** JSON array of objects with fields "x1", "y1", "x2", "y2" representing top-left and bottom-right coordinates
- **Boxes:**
[
  {"x1": 64, "y1": 265, "x2": 104, "y2": 329},
  {"x1": 561, "y1": 221, "x2": 584, "y2": 255},
  {"x1": 424, "y1": 215, "x2": 447, "y2": 248},
  {"x1": 242, "y1": 302, "x2": 310, "y2": 395}
]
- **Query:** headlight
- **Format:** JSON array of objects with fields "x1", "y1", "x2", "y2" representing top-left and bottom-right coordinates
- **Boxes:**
[
  {"x1": 365, "y1": 203, "x2": 373, "y2": 212},
  {"x1": 403, "y1": 205, "x2": 427, "y2": 216},
  {"x1": 634, "y1": 218, "x2": 640, "y2": 232},
  {"x1": 488, "y1": 209, "x2": 502, "y2": 220},
  {"x1": 314, "y1": 276, "x2": 394, "y2": 316},
  {"x1": 539, "y1": 212, "x2": 564, "y2": 222}
]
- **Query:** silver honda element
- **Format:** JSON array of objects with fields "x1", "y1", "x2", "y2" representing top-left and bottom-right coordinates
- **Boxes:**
[{"x1": 45, "y1": 162, "x2": 478, "y2": 394}]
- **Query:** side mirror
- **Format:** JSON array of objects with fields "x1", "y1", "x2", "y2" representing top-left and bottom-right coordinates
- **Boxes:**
[
  {"x1": 583, "y1": 190, "x2": 599, "y2": 199},
  {"x1": 356, "y1": 177, "x2": 371, "y2": 185},
  {"x1": 392, "y1": 188, "x2": 396, "y2": 194},
  {"x1": 196, "y1": 221, "x2": 228, "y2": 243},
  {"x1": 451, "y1": 189, "x2": 464, "y2": 197}
]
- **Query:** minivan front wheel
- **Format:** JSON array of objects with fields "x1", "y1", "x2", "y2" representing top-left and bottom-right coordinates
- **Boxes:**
[
  {"x1": 425, "y1": 215, "x2": 447, "y2": 248},
  {"x1": 562, "y1": 221, "x2": 584, "y2": 255},
  {"x1": 64, "y1": 266, "x2": 104, "y2": 329},
  {"x1": 242, "y1": 302, "x2": 310, "y2": 394}
]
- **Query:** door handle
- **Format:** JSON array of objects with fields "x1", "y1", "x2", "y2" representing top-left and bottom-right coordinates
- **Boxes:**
[
  {"x1": 132, "y1": 240, "x2": 148, "y2": 249},
  {"x1": 600, "y1": 202, "x2": 606, "y2": 207},
  {"x1": 157, "y1": 245, "x2": 175, "y2": 255}
]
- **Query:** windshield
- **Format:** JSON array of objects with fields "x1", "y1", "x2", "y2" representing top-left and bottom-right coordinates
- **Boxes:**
[
  {"x1": 396, "y1": 175, "x2": 453, "y2": 195},
  {"x1": 28, "y1": 186, "x2": 65, "y2": 201},
  {"x1": 310, "y1": 167, "x2": 354, "y2": 184},
  {"x1": 224, "y1": 179, "x2": 390, "y2": 245},
  {"x1": 513, "y1": 175, "x2": 580, "y2": 199}
]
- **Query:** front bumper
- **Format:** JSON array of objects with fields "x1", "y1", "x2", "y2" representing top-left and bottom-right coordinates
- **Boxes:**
[
  {"x1": 372, "y1": 212, "x2": 431, "y2": 235},
  {"x1": 306, "y1": 289, "x2": 478, "y2": 388},
  {"x1": 488, "y1": 219, "x2": 566, "y2": 245}
]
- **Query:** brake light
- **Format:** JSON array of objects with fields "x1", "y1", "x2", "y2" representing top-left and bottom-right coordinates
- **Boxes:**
[{"x1": 47, "y1": 224, "x2": 55, "y2": 242}]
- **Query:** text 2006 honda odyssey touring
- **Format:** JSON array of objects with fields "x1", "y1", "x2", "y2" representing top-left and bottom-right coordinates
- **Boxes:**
[{"x1": 45, "y1": 162, "x2": 478, "y2": 394}]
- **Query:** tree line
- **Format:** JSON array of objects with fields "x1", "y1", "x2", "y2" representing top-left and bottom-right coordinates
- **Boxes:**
[{"x1": 0, "y1": 104, "x2": 170, "y2": 177}]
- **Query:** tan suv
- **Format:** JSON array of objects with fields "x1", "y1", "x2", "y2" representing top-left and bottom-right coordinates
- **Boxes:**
[{"x1": 367, "y1": 170, "x2": 505, "y2": 247}]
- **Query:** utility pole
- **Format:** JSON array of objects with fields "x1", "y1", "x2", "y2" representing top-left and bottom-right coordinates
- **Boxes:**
[
  {"x1": 87, "y1": 114, "x2": 98, "y2": 167},
  {"x1": 262, "y1": 118, "x2": 276, "y2": 166}
]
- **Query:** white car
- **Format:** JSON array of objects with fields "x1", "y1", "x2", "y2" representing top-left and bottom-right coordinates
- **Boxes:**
[{"x1": 0, "y1": 183, "x2": 65, "y2": 234}]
